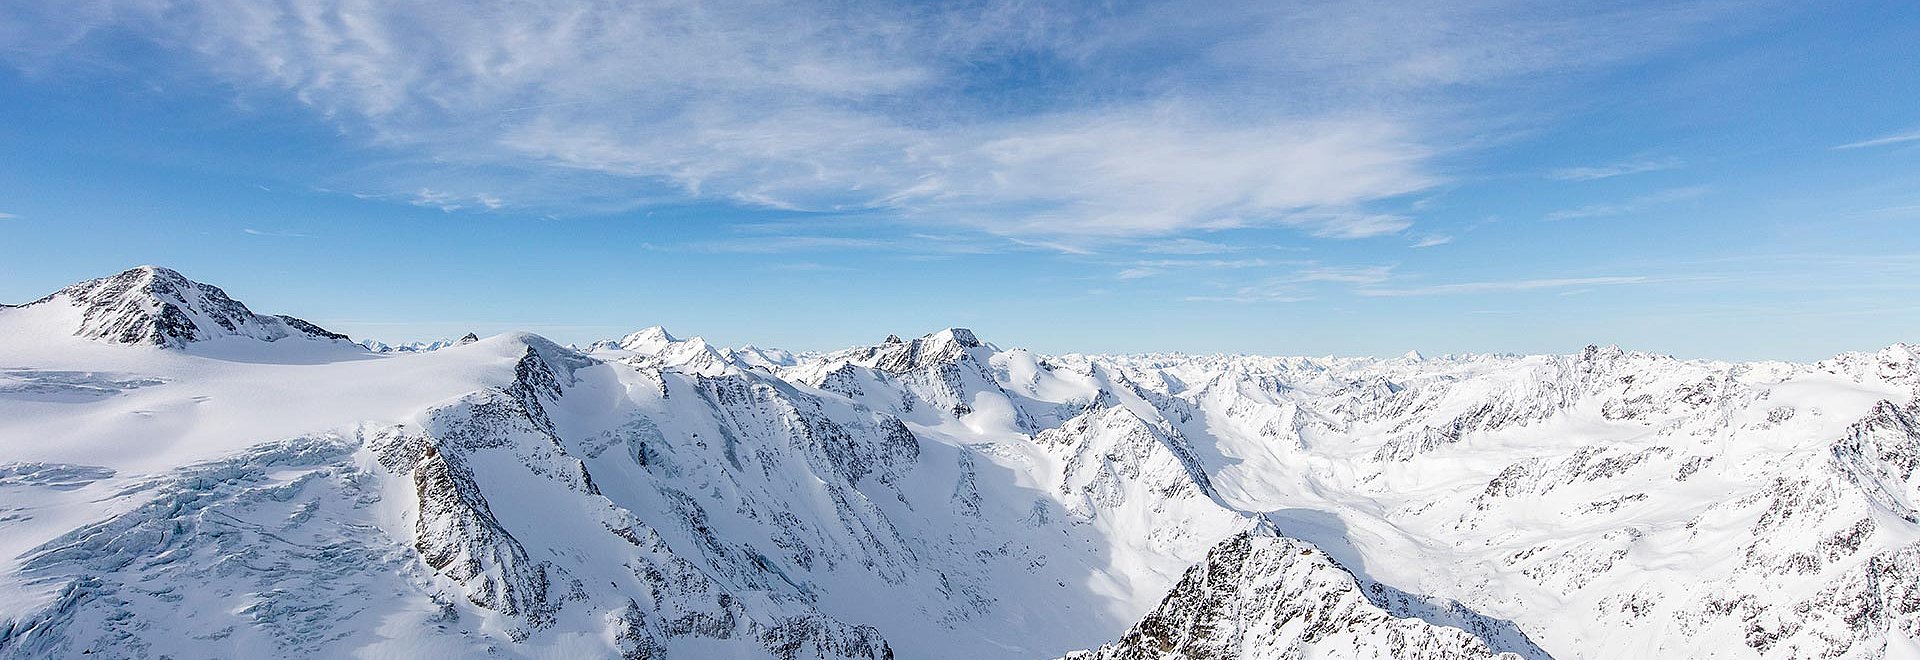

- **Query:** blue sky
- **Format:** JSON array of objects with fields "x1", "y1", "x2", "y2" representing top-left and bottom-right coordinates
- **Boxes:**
[{"x1": 2, "y1": 0, "x2": 1918, "y2": 360}]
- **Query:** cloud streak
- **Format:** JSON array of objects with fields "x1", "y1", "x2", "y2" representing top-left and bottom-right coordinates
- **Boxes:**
[
  {"x1": 1832, "y1": 129, "x2": 1920, "y2": 150},
  {"x1": 1357, "y1": 276, "x2": 1658, "y2": 297},
  {"x1": 1182, "y1": 264, "x2": 1397, "y2": 303},
  {"x1": 1548, "y1": 157, "x2": 1683, "y2": 181},
  {"x1": 1140, "y1": 238, "x2": 1247, "y2": 255},
  {"x1": 242, "y1": 227, "x2": 311, "y2": 238},
  {"x1": 1543, "y1": 186, "x2": 1708, "y2": 222}
]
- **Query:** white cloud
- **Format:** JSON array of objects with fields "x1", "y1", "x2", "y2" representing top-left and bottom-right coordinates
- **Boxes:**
[
  {"x1": 1185, "y1": 2, "x2": 1764, "y2": 94},
  {"x1": 1185, "y1": 287, "x2": 1316, "y2": 304},
  {"x1": 243, "y1": 227, "x2": 310, "y2": 238},
  {"x1": 1833, "y1": 129, "x2": 1920, "y2": 150},
  {"x1": 1543, "y1": 186, "x2": 1708, "y2": 222},
  {"x1": 1, "y1": 0, "x2": 1766, "y2": 239},
  {"x1": 410, "y1": 189, "x2": 465, "y2": 212},
  {"x1": 1183, "y1": 264, "x2": 1395, "y2": 303},
  {"x1": 1141, "y1": 238, "x2": 1246, "y2": 255},
  {"x1": 1288, "y1": 212, "x2": 1415, "y2": 239},
  {"x1": 1289, "y1": 265, "x2": 1395, "y2": 285},
  {"x1": 671, "y1": 236, "x2": 892, "y2": 254},
  {"x1": 1548, "y1": 157, "x2": 1683, "y2": 181},
  {"x1": 402, "y1": 188, "x2": 506, "y2": 213},
  {"x1": 1132, "y1": 258, "x2": 1283, "y2": 270},
  {"x1": 765, "y1": 262, "x2": 847, "y2": 272},
  {"x1": 0, "y1": 212, "x2": 16, "y2": 220},
  {"x1": 1113, "y1": 257, "x2": 1292, "y2": 282},
  {"x1": 1358, "y1": 276, "x2": 1656, "y2": 297},
  {"x1": 925, "y1": 114, "x2": 1435, "y2": 237},
  {"x1": 1111, "y1": 257, "x2": 1286, "y2": 282},
  {"x1": 1409, "y1": 233, "x2": 1452, "y2": 248}
]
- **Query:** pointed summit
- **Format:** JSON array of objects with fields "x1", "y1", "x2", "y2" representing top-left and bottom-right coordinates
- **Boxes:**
[
  {"x1": 616, "y1": 326, "x2": 679, "y2": 353},
  {"x1": 928, "y1": 328, "x2": 981, "y2": 348},
  {"x1": 850, "y1": 327, "x2": 995, "y2": 373},
  {"x1": 8, "y1": 265, "x2": 349, "y2": 348}
]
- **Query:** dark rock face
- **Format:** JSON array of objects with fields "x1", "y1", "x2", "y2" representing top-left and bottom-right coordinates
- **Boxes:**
[
  {"x1": 1065, "y1": 531, "x2": 1519, "y2": 660},
  {"x1": 1034, "y1": 406, "x2": 1221, "y2": 518},
  {"x1": 364, "y1": 339, "x2": 899, "y2": 659},
  {"x1": 1832, "y1": 400, "x2": 1920, "y2": 523},
  {"x1": 408, "y1": 442, "x2": 573, "y2": 637},
  {"x1": 758, "y1": 615, "x2": 894, "y2": 660},
  {"x1": 803, "y1": 328, "x2": 1044, "y2": 433},
  {"x1": 850, "y1": 329, "x2": 986, "y2": 374},
  {"x1": 273, "y1": 315, "x2": 350, "y2": 341},
  {"x1": 20, "y1": 266, "x2": 349, "y2": 347}
]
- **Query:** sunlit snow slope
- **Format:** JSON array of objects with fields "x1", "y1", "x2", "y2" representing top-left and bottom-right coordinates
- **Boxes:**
[{"x1": 1, "y1": 266, "x2": 1915, "y2": 659}]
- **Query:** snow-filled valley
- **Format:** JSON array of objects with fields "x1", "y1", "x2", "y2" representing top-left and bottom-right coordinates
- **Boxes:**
[{"x1": 1, "y1": 266, "x2": 1917, "y2": 659}]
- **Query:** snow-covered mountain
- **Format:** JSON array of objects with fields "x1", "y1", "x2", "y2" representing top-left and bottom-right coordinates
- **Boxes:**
[
  {"x1": 1, "y1": 266, "x2": 1916, "y2": 659},
  {"x1": 585, "y1": 326, "x2": 803, "y2": 376},
  {"x1": 1, "y1": 265, "x2": 351, "y2": 348},
  {"x1": 363, "y1": 333, "x2": 480, "y2": 353}
]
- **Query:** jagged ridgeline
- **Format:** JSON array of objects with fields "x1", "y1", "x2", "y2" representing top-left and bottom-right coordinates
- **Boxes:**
[
  {"x1": 17, "y1": 265, "x2": 350, "y2": 347},
  {"x1": 0, "y1": 266, "x2": 1916, "y2": 659}
]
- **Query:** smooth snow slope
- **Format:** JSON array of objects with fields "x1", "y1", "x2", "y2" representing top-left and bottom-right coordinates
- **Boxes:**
[{"x1": 1, "y1": 266, "x2": 1916, "y2": 659}]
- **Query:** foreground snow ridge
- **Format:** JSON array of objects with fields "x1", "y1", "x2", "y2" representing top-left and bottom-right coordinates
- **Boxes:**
[{"x1": 1, "y1": 266, "x2": 1917, "y2": 659}]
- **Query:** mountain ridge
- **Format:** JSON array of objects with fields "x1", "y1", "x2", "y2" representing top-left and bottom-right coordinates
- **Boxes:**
[
  {"x1": 1, "y1": 266, "x2": 1916, "y2": 659},
  {"x1": 2, "y1": 265, "x2": 350, "y2": 349}
]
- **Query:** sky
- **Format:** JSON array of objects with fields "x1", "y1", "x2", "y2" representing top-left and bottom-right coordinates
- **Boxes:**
[{"x1": 1, "y1": 0, "x2": 1917, "y2": 361}]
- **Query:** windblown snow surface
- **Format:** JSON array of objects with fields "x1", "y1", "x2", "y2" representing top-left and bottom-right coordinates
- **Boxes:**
[{"x1": 1, "y1": 266, "x2": 1917, "y2": 659}]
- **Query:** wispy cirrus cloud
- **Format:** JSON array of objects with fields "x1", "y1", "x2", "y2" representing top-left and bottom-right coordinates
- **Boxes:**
[
  {"x1": 1548, "y1": 156, "x2": 1683, "y2": 181},
  {"x1": 1832, "y1": 128, "x2": 1920, "y2": 150},
  {"x1": 1183, "y1": 264, "x2": 1395, "y2": 302},
  {"x1": 1186, "y1": 294, "x2": 1317, "y2": 304},
  {"x1": 242, "y1": 227, "x2": 310, "y2": 238},
  {"x1": 1290, "y1": 265, "x2": 1395, "y2": 285},
  {"x1": 664, "y1": 229, "x2": 1024, "y2": 256},
  {"x1": 1357, "y1": 275, "x2": 1659, "y2": 297},
  {"x1": 1133, "y1": 258, "x2": 1286, "y2": 270},
  {"x1": 1113, "y1": 257, "x2": 1289, "y2": 280},
  {"x1": 1183, "y1": 285, "x2": 1317, "y2": 304},
  {"x1": 666, "y1": 236, "x2": 894, "y2": 254},
  {"x1": 1140, "y1": 238, "x2": 1248, "y2": 255},
  {"x1": 0, "y1": 0, "x2": 1769, "y2": 242},
  {"x1": 406, "y1": 189, "x2": 504, "y2": 213},
  {"x1": 1543, "y1": 185, "x2": 1708, "y2": 222},
  {"x1": 765, "y1": 262, "x2": 849, "y2": 273}
]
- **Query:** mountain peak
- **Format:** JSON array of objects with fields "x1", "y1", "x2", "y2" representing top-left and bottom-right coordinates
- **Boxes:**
[
  {"x1": 18, "y1": 265, "x2": 350, "y2": 348},
  {"x1": 616, "y1": 326, "x2": 680, "y2": 353},
  {"x1": 127, "y1": 263, "x2": 187, "y2": 281},
  {"x1": 842, "y1": 327, "x2": 995, "y2": 374},
  {"x1": 926, "y1": 327, "x2": 981, "y2": 348}
]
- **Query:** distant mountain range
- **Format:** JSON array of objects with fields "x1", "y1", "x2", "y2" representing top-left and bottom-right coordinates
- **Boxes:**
[{"x1": 0, "y1": 266, "x2": 1914, "y2": 659}]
